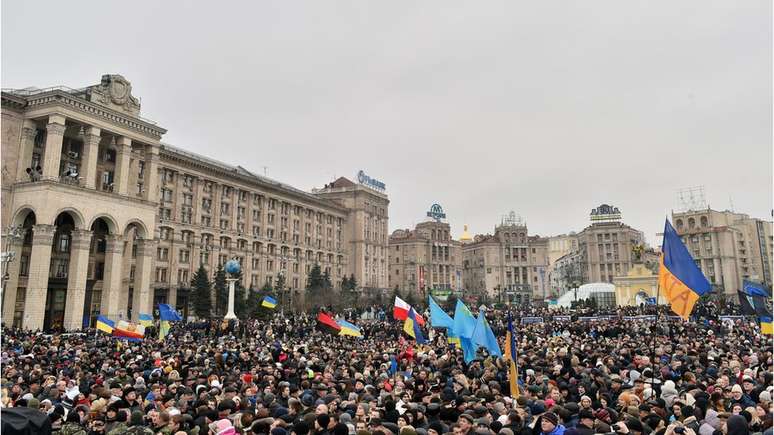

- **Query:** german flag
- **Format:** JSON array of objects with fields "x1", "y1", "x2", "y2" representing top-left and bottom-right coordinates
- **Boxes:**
[
  {"x1": 658, "y1": 219, "x2": 711, "y2": 320},
  {"x1": 316, "y1": 311, "x2": 342, "y2": 335}
]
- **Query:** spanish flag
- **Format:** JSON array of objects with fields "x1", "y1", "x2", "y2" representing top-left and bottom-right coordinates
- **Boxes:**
[
  {"x1": 658, "y1": 219, "x2": 711, "y2": 320},
  {"x1": 503, "y1": 312, "x2": 520, "y2": 398},
  {"x1": 96, "y1": 315, "x2": 115, "y2": 334},
  {"x1": 760, "y1": 316, "x2": 773, "y2": 335}
]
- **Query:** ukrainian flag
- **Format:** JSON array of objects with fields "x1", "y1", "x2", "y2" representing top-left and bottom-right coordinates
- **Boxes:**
[
  {"x1": 159, "y1": 320, "x2": 171, "y2": 340},
  {"x1": 138, "y1": 313, "x2": 153, "y2": 327},
  {"x1": 760, "y1": 316, "x2": 773, "y2": 335},
  {"x1": 447, "y1": 333, "x2": 461, "y2": 348},
  {"x1": 336, "y1": 319, "x2": 363, "y2": 337},
  {"x1": 658, "y1": 219, "x2": 711, "y2": 320},
  {"x1": 96, "y1": 315, "x2": 115, "y2": 334},
  {"x1": 403, "y1": 307, "x2": 427, "y2": 344},
  {"x1": 503, "y1": 312, "x2": 520, "y2": 398},
  {"x1": 261, "y1": 296, "x2": 277, "y2": 309}
]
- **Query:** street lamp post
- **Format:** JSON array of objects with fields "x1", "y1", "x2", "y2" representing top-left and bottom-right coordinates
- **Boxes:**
[{"x1": 2, "y1": 225, "x2": 24, "y2": 310}]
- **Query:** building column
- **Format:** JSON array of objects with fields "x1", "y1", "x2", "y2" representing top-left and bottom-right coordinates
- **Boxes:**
[
  {"x1": 143, "y1": 145, "x2": 160, "y2": 203},
  {"x1": 22, "y1": 224, "x2": 56, "y2": 330},
  {"x1": 62, "y1": 230, "x2": 92, "y2": 330},
  {"x1": 114, "y1": 136, "x2": 132, "y2": 195},
  {"x1": 81, "y1": 127, "x2": 101, "y2": 190},
  {"x1": 2, "y1": 239, "x2": 23, "y2": 323},
  {"x1": 132, "y1": 239, "x2": 155, "y2": 321},
  {"x1": 41, "y1": 115, "x2": 66, "y2": 180},
  {"x1": 168, "y1": 286, "x2": 178, "y2": 308},
  {"x1": 16, "y1": 123, "x2": 38, "y2": 182},
  {"x1": 101, "y1": 235, "x2": 124, "y2": 320}
]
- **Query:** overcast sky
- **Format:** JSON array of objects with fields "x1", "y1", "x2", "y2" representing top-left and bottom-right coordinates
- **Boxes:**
[{"x1": 3, "y1": 1, "x2": 771, "y2": 245}]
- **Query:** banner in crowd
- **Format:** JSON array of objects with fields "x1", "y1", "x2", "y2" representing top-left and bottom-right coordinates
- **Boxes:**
[
  {"x1": 520, "y1": 316, "x2": 544, "y2": 324},
  {"x1": 553, "y1": 315, "x2": 572, "y2": 322}
]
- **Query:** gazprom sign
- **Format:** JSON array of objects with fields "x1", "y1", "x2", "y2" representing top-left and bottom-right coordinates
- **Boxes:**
[
  {"x1": 427, "y1": 203, "x2": 446, "y2": 221},
  {"x1": 357, "y1": 170, "x2": 386, "y2": 191}
]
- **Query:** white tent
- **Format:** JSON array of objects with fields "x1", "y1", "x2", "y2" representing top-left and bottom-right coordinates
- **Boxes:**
[{"x1": 555, "y1": 282, "x2": 616, "y2": 308}]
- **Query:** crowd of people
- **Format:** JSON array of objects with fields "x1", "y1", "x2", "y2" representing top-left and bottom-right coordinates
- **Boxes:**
[{"x1": 1, "y1": 299, "x2": 771, "y2": 435}]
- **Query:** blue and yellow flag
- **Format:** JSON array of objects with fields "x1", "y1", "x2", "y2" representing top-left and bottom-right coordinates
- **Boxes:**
[
  {"x1": 452, "y1": 300, "x2": 476, "y2": 338},
  {"x1": 96, "y1": 315, "x2": 115, "y2": 334},
  {"x1": 658, "y1": 219, "x2": 711, "y2": 320},
  {"x1": 159, "y1": 304, "x2": 183, "y2": 321},
  {"x1": 503, "y1": 312, "x2": 520, "y2": 398},
  {"x1": 403, "y1": 308, "x2": 427, "y2": 344},
  {"x1": 760, "y1": 316, "x2": 773, "y2": 335},
  {"x1": 337, "y1": 319, "x2": 363, "y2": 337},
  {"x1": 262, "y1": 296, "x2": 278, "y2": 309},
  {"x1": 138, "y1": 313, "x2": 153, "y2": 327},
  {"x1": 159, "y1": 320, "x2": 171, "y2": 340}
]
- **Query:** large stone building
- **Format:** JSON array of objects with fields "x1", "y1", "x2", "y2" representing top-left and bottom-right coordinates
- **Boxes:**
[
  {"x1": 1, "y1": 75, "x2": 389, "y2": 330},
  {"x1": 548, "y1": 205, "x2": 646, "y2": 295},
  {"x1": 461, "y1": 212, "x2": 549, "y2": 304},
  {"x1": 388, "y1": 212, "x2": 463, "y2": 298},
  {"x1": 671, "y1": 208, "x2": 773, "y2": 297}
]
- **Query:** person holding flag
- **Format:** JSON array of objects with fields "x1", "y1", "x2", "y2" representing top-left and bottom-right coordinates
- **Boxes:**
[
  {"x1": 158, "y1": 303, "x2": 183, "y2": 340},
  {"x1": 403, "y1": 307, "x2": 426, "y2": 344}
]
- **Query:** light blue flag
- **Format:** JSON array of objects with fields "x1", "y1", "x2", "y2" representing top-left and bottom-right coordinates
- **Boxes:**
[
  {"x1": 452, "y1": 300, "x2": 476, "y2": 339},
  {"x1": 429, "y1": 296, "x2": 454, "y2": 329},
  {"x1": 460, "y1": 336, "x2": 478, "y2": 363},
  {"x1": 472, "y1": 311, "x2": 502, "y2": 357}
]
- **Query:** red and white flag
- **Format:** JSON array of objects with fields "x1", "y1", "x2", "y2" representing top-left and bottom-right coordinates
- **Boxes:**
[{"x1": 393, "y1": 296, "x2": 425, "y2": 325}]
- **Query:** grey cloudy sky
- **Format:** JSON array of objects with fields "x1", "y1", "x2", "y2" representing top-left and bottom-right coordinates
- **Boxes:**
[{"x1": 3, "y1": 1, "x2": 771, "y2": 245}]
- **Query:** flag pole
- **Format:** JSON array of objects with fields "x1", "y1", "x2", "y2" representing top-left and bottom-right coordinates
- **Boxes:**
[{"x1": 651, "y1": 223, "x2": 665, "y2": 388}]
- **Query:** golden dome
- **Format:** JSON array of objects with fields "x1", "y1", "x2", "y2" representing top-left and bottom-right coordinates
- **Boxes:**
[{"x1": 460, "y1": 224, "x2": 472, "y2": 242}]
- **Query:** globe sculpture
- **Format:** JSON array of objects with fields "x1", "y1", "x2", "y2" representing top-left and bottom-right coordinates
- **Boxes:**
[
  {"x1": 223, "y1": 259, "x2": 241, "y2": 319},
  {"x1": 225, "y1": 259, "x2": 241, "y2": 275}
]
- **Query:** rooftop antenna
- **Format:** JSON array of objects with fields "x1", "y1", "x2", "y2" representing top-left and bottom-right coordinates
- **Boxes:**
[
  {"x1": 262, "y1": 166, "x2": 268, "y2": 177},
  {"x1": 729, "y1": 195, "x2": 735, "y2": 212}
]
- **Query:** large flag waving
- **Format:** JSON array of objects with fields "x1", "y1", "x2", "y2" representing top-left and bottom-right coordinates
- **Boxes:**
[
  {"x1": 452, "y1": 299, "x2": 476, "y2": 338},
  {"x1": 471, "y1": 311, "x2": 502, "y2": 357},
  {"x1": 394, "y1": 296, "x2": 425, "y2": 325},
  {"x1": 317, "y1": 311, "x2": 342, "y2": 334},
  {"x1": 429, "y1": 295, "x2": 454, "y2": 329},
  {"x1": 159, "y1": 304, "x2": 183, "y2": 321},
  {"x1": 739, "y1": 280, "x2": 772, "y2": 317},
  {"x1": 658, "y1": 219, "x2": 711, "y2": 320},
  {"x1": 503, "y1": 312, "x2": 520, "y2": 398}
]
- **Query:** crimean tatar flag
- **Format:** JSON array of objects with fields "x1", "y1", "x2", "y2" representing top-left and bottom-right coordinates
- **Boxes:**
[
  {"x1": 262, "y1": 296, "x2": 278, "y2": 309},
  {"x1": 96, "y1": 316, "x2": 115, "y2": 334},
  {"x1": 658, "y1": 219, "x2": 711, "y2": 320},
  {"x1": 503, "y1": 312, "x2": 520, "y2": 398}
]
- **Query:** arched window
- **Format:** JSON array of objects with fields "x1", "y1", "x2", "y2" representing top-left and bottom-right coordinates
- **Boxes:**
[
  {"x1": 700, "y1": 216, "x2": 708, "y2": 227},
  {"x1": 688, "y1": 218, "x2": 696, "y2": 229},
  {"x1": 676, "y1": 219, "x2": 684, "y2": 230}
]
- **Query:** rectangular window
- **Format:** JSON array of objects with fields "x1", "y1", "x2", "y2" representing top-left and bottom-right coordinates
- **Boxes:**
[
  {"x1": 179, "y1": 250, "x2": 190, "y2": 263},
  {"x1": 220, "y1": 219, "x2": 229, "y2": 230},
  {"x1": 19, "y1": 255, "x2": 29, "y2": 276},
  {"x1": 201, "y1": 216, "x2": 211, "y2": 227}
]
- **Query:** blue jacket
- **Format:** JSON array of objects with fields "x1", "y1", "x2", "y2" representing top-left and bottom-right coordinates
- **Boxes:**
[{"x1": 543, "y1": 424, "x2": 566, "y2": 435}]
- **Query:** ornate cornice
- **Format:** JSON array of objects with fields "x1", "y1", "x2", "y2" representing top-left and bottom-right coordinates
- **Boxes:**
[
  {"x1": 32, "y1": 224, "x2": 57, "y2": 245},
  {"x1": 22, "y1": 126, "x2": 37, "y2": 141},
  {"x1": 2, "y1": 90, "x2": 166, "y2": 139}
]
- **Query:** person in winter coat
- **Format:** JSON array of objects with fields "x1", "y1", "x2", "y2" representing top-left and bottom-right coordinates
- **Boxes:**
[
  {"x1": 539, "y1": 413, "x2": 565, "y2": 435},
  {"x1": 727, "y1": 415, "x2": 750, "y2": 435},
  {"x1": 563, "y1": 410, "x2": 594, "y2": 435}
]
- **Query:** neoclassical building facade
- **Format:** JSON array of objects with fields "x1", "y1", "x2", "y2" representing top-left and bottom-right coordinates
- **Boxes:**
[{"x1": 1, "y1": 75, "x2": 389, "y2": 330}]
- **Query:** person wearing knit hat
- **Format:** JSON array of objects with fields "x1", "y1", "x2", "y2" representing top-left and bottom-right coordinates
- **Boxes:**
[{"x1": 539, "y1": 413, "x2": 565, "y2": 435}]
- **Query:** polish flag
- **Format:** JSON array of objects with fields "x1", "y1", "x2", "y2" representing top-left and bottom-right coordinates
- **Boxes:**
[{"x1": 394, "y1": 296, "x2": 425, "y2": 325}]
